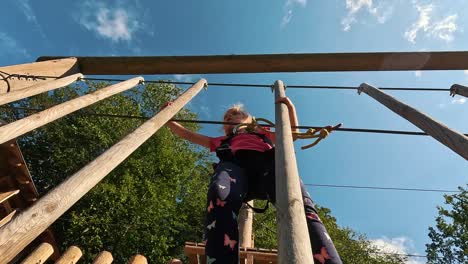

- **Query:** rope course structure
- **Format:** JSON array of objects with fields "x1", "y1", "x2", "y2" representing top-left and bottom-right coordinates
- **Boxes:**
[{"x1": 0, "y1": 52, "x2": 466, "y2": 264}]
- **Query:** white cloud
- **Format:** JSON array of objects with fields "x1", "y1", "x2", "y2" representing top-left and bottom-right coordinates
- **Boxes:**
[
  {"x1": 451, "y1": 97, "x2": 466, "y2": 104},
  {"x1": 173, "y1": 74, "x2": 196, "y2": 83},
  {"x1": 404, "y1": 3, "x2": 458, "y2": 43},
  {"x1": 0, "y1": 32, "x2": 30, "y2": 58},
  {"x1": 414, "y1": 71, "x2": 422, "y2": 77},
  {"x1": 341, "y1": 0, "x2": 394, "y2": 31},
  {"x1": 464, "y1": 70, "x2": 468, "y2": 75},
  {"x1": 14, "y1": 0, "x2": 46, "y2": 39},
  {"x1": 78, "y1": 2, "x2": 139, "y2": 42},
  {"x1": 370, "y1": 237, "x2": 425, "y2": 264},
  {"x1": 281, "y1": 0, "x2": 307, "y2": 28}
]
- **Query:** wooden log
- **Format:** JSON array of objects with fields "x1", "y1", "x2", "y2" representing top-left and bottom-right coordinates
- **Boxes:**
[
  {"x1": 37, "y1": 52, "x2": 468, "y2": 75},
  {"x1": 359, "y1": 83, "x2": 468, "y2": 160},
  {"x1": 450, "y1": 84, "x2": 468, "y2": 98},
  {"x1": 0, "y1": 190, "x2": 20, "y2": 203},
  {"x1": 238, "y1": 201, "x2": 254, "y2": 264},
  {"x1": 0, "y1": 58, "x2": 79, "y2": 94},
  {"x1": 274, "y1": 80, "x2": 314, "y2": 263},
  {"x1": 55, "y1": 245, "x2": 82, "y2": 264},
  {"x1": 0, "y1": 73, "x2": 83, "y2": 106},
  {"x1": 0, "y1": 79, "x2": 207, "y2": 264},
  {"x1": 0, "y1": 77, "x2": 143, "y2": 145},
  {"x1": 92, "y1": 251, "x2": 113, "y2": 264},
  {"x1": 0, "y1": 210, "x2": 16, "y2": 228},
  {"x1": 166, "y1": 259, "x2": 182, "y2": 264},
  {"x1": 184, "y1": 243, "x2": 278, "y2": 263},
  {"x1": 20, "y1": 242, "x2": 54, "y2": 264},
  {"x1": 128, "y1": 254, "x2": 147, "y2": 264}
]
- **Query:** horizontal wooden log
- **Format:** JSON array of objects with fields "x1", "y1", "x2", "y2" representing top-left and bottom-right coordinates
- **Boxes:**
[
  {"x1": 184, "y1": 244, "x2": 277, "y2": 263},
  {"x1": 37, "y1": 51, "x2": 468, "y2": 74},
  {"x1": 0, "y1": 58, "x2": 79, "y2": 94},
  {"x1": 450, "y1": 84, "x2": 468, "y2": 98},
  {"x1": 0, "y1": 79, "x2": 207, "y2": 264},
  {"x1": 93, "y1": 251, "x2": 113, "y2": 264},
  {"x1": 20, "y1": 242, "x2": 54, "y2": 264},
  {"x1": 0, "y1": 190, "x2": 20, "y2": 204},
  {"x1": 56, "y1": 245, "x2": 82, "y2": 264},
  {"x1": 0, "y1": 73, "x2": 83, "y2": 106},
  {"x1": 128, "y1": 254, "x2": 147, "y2": 264},
  {"x1": 359, "y1": 83, "x2": 468, "y2": 160},
  {"x1": 0, "y1": 77, "x2": 143, "y2": 145}
]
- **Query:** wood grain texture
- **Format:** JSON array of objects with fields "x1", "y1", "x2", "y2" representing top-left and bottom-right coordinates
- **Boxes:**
[
  {"x1": 450, "y1": 84, "x2": 468, "y2": 98},
  {"x1": 0, "y1": 73, "x2": 83, "y2": 106},
  {"x1": 0, "y1": 79, "x2": 207, "y2": 264},
  {"x1": 359, "y1": 83, "x2": 468, "y2": 160},
  {"x1": 0, "y1": 77, "x2": 143, "y2": 145},
  {"x1": 20, "y1": 242, "x2": 54, "y2": 264},
  {"x1": 37, "y1": 52, "x2": 468, "y2": 75},
  {"x1": 92, "y1": 251, "x2": 113, "y2": 264},
  {"x1": 55, "y1": 246, "x2": 82, "y2": 264},
  {"x1": 239, "y1": 201, "x2": 254, "y2": 264},
  {"x1": 274, "y1": 80, "x2": 314, "y2": 264},
  {"x1": 0, "y1": 58, "x2": 79, "y2": 94},
  {"x1": 128, "y1": 254, "x2": 147, "y2": 264},
  {"x1": 0, "y1": 210, "x2": 16, "y2": 228}
]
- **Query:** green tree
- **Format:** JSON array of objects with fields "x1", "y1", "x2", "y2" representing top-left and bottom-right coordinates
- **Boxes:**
[
  {"x1": 426, "y1": 185, "x2": 468, "y2": 264},
  {"x1": 1, "y1": 80, "x2": 212, "y2": 263}
]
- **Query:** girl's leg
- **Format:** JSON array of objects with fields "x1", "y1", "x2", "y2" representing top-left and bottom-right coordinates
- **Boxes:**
[
  {"x1": 299, "y1": 181, "x2": 342, "y2": 264},
  {"x1": 204, "y1": 161, "x2": 247, "y2": 264}
]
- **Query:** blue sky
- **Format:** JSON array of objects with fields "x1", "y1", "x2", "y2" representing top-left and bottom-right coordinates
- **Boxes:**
[{"x1": 2, "y1": 0, "x2": 467, "y2": 262}]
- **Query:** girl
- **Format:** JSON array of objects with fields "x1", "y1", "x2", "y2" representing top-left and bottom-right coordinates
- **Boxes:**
[{"x1": 164, "y1": 98, "x2": 342, "y2": 264}]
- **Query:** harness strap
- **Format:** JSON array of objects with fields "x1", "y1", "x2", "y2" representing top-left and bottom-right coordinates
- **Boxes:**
[{"x1": 244, "y1": 200, "x2": 270, "y2": 214}]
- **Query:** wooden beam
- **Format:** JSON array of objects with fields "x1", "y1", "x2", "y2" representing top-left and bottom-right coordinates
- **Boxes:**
[
  {"x1": 450, "y1": 84, "x2": 468, "y2": 98},
  {"x1": 20, "y1": 242, "x2": 54, "y2": 264},
  {"x1": 0, "y1": 77, "x2": 143, "y2": 144},
  {"x1": 0, "y1": 190, "x2": 20, "y2": 204},
  {"x1": 239, "y1": 201, "x2": 254, "y2": 264},
  {"x1": 359, "y1": 83, "x2": 468, "y2": 160},
  {"x1": 93, "y1": 251, "x2": 113, "y2": 264},
  {"x1": 0, "y1": 210, "x2": 16, "y2": 228},
  {"x1": 56, "y1": 246, "x2": 82, "y2": 264},
  {"x1": 0, "y1": 73, "x2": 83, "y2": 106},
  {"x1": 37, "y1": 52, "x2": 468, "y2": 75},
  {"x1": 0, "y1": 79, "x2": 207, "y2": 264},
  {"x1": 0, "y1": 58, "x2": 79, "y2": 94},
  {"x1": 274, "y1": 80, "x2": 314, "y2": 263},
  {"x1": 184, "y1": 243, "x2": 278, "y2": 263}
]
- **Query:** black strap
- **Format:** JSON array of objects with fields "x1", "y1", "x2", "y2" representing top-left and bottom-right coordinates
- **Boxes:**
[{"x1": 244, "y1": 200, "x2": 269, "y2": 214}]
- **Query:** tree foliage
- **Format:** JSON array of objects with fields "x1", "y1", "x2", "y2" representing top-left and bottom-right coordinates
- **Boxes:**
[
  {"x1": 426, "y1": 185, "x2": 468, "y2": 264},
  {"x1": 2, "y1": 81, "x2": 212, "y2": 263}
]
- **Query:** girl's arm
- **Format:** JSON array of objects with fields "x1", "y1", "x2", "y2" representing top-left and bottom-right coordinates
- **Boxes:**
[
  {"x1": 166, "y1": 121, "x2": 212, "y2": 148},
  {"x1": 267, "y1": 97, "x2": 300, "y2": 143}
]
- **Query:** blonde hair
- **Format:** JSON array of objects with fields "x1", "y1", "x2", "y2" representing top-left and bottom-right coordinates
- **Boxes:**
[{"x1": 223, "y1": 104, "x2": 251, "y2": 121}]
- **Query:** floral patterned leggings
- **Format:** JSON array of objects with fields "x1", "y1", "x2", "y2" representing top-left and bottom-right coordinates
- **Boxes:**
[{"x1": 203, "y1": 150, "x2": 342, "y2": 264}]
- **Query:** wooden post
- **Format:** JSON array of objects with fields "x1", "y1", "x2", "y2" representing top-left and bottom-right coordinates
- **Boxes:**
[
  {"x1": 93, "y1": 251, "x2": 113, "y2": 264},
  {"x1": 0, "y1": 73, "x2": 83, "y2": 106},
  {"x1": 20, "y1": 242, "x2": 54, "y2": 264},
  {"x1": 359, "y1": 83, "x2": 468, "y2": 160},
  {"x1": 0, "y1": 77, "x2": 143, "y2": 144},
  {"x1": 56, "y1": 245, "x2": 82, "y2": 264},
  {"x1": 128, "y1": 254, "x2": 148, "y2": 264},
  {"x1": 0, "y1": 58, "x2": 79, "y2": 94},
  {"x1": 450, "y1": 84, "x2": 468, "y2": 98},
  {"x1": 239, "y1": 201, "x2": 254, "y2": 264},
  {"x1": 274, "y1": 80, "x2": 314, "y2": 264},
  {"x1": 0, "y1": 79, "x2": 207, "y2": 264}
]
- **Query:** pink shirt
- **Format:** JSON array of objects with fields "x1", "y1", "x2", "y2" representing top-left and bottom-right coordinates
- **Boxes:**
[{"x1": 209, "y1": 133, "x2": 274, "y2": 153}]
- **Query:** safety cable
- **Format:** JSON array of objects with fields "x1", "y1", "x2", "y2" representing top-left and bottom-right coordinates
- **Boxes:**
[
  {"x1": 0, "y1": 72, "x2": 452, "y2": 92},
  {"x1": 2, "y1": 106, "x2": 467, "y2": 137}
]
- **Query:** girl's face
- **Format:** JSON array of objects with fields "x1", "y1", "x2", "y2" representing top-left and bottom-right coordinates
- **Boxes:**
[{"x1": 223, "y1": 110, "x2": 249, "y2": 135}]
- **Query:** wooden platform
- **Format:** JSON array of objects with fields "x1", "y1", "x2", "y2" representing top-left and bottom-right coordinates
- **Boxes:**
[{"x1": 184, "y1": 242, "x2": 277, "y2": 264}]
